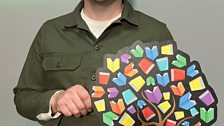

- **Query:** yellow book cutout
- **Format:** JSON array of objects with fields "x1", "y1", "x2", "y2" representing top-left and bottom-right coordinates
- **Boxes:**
[
  {"x1": 161, "y1": 44, "x2": 174, "y2": 55},
  {"x1": 189, "y1": 76, "x2": 206, "y2": 91},
  {"x1": 129, "y1": 76, "x2": 145, "y2": 92},
  {"x1": 124, "y1": 62, "x2": 138, "y2": 77},
  {"x1": 174, "y1": 111, "x2": 185, "y2": 120},
  {"x1": 91, "y1": 86, "x2": 105, "y2": 98},
  {"x1": 158, "y1": 101, "x2": 171, "y2": 113},
  {"x1": 163, "y1": 92, "x2": 171, "y2": 100},
  {"x1": 110, "y1": 99, "x2": 125, "y2": 115},
  {"x1": 107, "y1": 58, "x2": 120, "y2": 73},
  {"x1": 119, "y1": 112, "x2": 135, "y2": 126},
  {"x1": 170, "y1": 82, "x2": 185, "y2": 96},
  {"x1": 94, "y1": 99, "x2": 105, "y2": 112}
]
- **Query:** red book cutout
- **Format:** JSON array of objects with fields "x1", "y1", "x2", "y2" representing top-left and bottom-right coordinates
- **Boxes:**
[
  {"x1": 166, "y1": 119, "x2": 177, "y2": 126},
  {"x1": 171, "y1": 68, "x2": 185, "y2": 82},
  {"x1": 170, "y1": 82, "x2": 185, "y2": 96},
  {"x1": 142, "y1": 107, "x2": 156, "y2": 121},
  {"x1": 99, "y1": 72, "x2": 110, "y2": 85},
  {"x1": 138, "y1": 58, "x2": 155, "y2": 74}
]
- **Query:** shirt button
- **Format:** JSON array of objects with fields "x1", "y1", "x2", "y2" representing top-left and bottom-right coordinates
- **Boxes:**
[
  {"x1": 94, "y1": 45, "x2": 100, "y2": 51},
  {"x1": 91, "y1": 74, "x2": 96, "y2": 81},
  {"x1": 56, "y1": 62, "x2": 62, "y2": 68}
]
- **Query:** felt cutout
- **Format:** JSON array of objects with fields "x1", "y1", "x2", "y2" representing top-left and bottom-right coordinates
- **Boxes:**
[
  {"x1": 189, "y1": 76, "x2": 206, "y2": 91},
  {"x1": 91, "y1": 86, "x2": 105, "y2": 98},
  {"x1": 110, "y1": 99, "x2": 125, "y2": 115},
  {"x1": 91, "y1": 40, "x2": 218, "y2": 126},
  {"x1": 142, "y1": 107, "x2": 156, "y2": 121},
  {"x1": 161, "y1": 44, "x2": 174, "y2": 55},
  {"x1": 119, "y1": 112, "x2": 135, "y2": 126},
  {"x1": 145, "y1": 46, "x2": 159, "y2": 60},
  {"x1": 144, "y1": 86, "x2": 162, "y2": 104},
  {"x1": 172, "y1": 54, "x2": 187, "y2": 68},
  {"x1": 121, "y1": 53, "x2": 131, "y2": 64},
  {"x1": 170, "y1": 82, "x2": 185, "y2": 96},
  {"x1": 99, "y1": 72, "x2": 110, "y2": 85},
  {"x1": 166, "y1": 119, "x2": 176, "y2": 126},
  {"x1": 107, "y1": 87, "x2": 119, "y2": 99},
  {"x1": 103, "y1": 111, "x2": 119, "y2": 126},
  {"x1": 138, "y1": 58, "x2": 155, "y2": 74},
  {"x1": 200, "y1": 108, "x2": 215, "y2": 123},
  {"x1": 107, "y1": 58, "x2": 120, "y2": 73},
  {"x1": 129, "y1": 76, "x2": 145, "y2": 92},
  {"x1": 179, "y1": 92, "x2": 197, "y2": 110},
  {"x1": 112, "y1": 72, "x2": 127, "y2": 86},
  {"x1": 124, "y1": 62, "x2": 138, "y2": 77},
  {"x1": 131, "y1": 45, "x2": 144, "y2": 58}
]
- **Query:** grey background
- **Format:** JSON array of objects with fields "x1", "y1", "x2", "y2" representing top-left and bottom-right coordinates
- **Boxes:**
[{"x1": 0, "y1": 0, "x2": 223, "y2": 125}]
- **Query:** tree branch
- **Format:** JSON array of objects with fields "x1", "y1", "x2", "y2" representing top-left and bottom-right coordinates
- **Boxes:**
[{"x1": 176, "y1": 116, "x2": 193, "y2": 126}]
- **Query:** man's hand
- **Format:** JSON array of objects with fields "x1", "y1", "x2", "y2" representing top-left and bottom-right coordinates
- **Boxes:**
[{"x1": 50, "y1": 84, "x2": 92, "y2": 117}]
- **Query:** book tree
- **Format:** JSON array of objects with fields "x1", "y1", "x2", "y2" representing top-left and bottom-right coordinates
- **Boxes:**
[{"x1": 91, "y1": 40, "x2": 218, "y2": 126}]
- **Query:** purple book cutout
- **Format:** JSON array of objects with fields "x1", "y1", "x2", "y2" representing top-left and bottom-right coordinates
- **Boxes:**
[
  {"x1": 144, "y1": 86, "x2": 162, "y2": 104},
  {"x1": 199, "y1": 90, "x2": 215, "y2": 106},
  {"x1": 107, "y1": 87, "x2": 119, "y2": 98}
]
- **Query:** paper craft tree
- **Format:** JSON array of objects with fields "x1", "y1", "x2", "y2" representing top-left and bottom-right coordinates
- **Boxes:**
[{"x1": 91, "y1": 40, "x2": 218, "y2": 126}]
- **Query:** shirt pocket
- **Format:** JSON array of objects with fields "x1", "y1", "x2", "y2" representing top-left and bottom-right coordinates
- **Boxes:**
[{"x1": 42, "y1": 53, "x2": 81, "y2": 71}]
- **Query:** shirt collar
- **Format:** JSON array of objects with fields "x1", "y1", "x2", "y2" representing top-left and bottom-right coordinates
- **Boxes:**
[{"x1": 63, "y1": 0, "x2": 139, "y2": 28}]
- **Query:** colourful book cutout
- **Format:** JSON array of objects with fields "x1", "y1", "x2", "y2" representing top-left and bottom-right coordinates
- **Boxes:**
[
  {"x1": 145, "y1": 46, "x2": 159, "y2": 60},
  {"x1": 187, "y1": 64, "x2": 199, "y2": 77},
  {"x1": 156, "y1": 72, "x2": 170, "y2": 87},
  {"x1": 138, "y1": 58, "x2": 155, "y2": 74},
  {"x1": 129, "y1": 76, "x2": 145, "y2": 92},
  {"x1": 190, "y1": 107, "x2": 199, "y2": 117},
  {"x1": 200, "y1": 107, "x2": 215, "y2": 123},
  {"x1": 119, "y1": 112, "x2": 135, "y2": 126},
  {"x1": 158, "y1": 101, "x2": 171, "y2": 113},
  {"x1": 127, "y1": 105, "x2": 136, "y2": 115},
  {"x1": 163, "y1": 92, "x2": 171, "y2": 100},
  {"x1": 174, "y1": 111, "x2": 185, "y2": 120},
  {"x1": 107, "y1": 58, "x2": 120, "y2": 73},
  {"x1": 142, "y1": 107, "x2": 156, "y2": 121},
  {"x1": 112, "y1": 72, "x2": 127, "y2": 86},
  {"x1": 156, "y1": 57, "x2": 169, "y2": 71},
  {"x1": 121, "y1": 53, "x2": 131, "y2": 64},
  {"x1": 182, "y1": 121, "x2": 190, "y2": 126},
  {"x1": 179, "y1": 92, "x2": 197, "y2": 110},
  {"x1": 99, "y1": 72, "x2": 110, "y2": 85},
  {"x1": 171, "y1": 68, "x2": 186, "y2": 82},
  {"x1": 107, "y1": 87, "x2": 119, "y2": 99},
  {"x1": 137, "y1": 100, "x2": 146, "y2": 109},
  {"x1": 199, "y1": 90, "x2": 215, "y2": 106},
  {"x1": 131, "y1": 45, "x2": 144, "y2": 58},
  {"x1": 146, "y1": 76, "x2": 155, "y2": 86},
  {"x1": 144, "y1": 86, "x2": 162, "y2": 104},
  {"x1": 170, "y1": 82, "x2": 186, "y2": 96},
  {"x1": 189, "y1": 76, "x2": 206, "y2": 91},
  {"x1": 94, "y1": 99, "x2": 106, "y2": 112},
  {"x1": 103, "y1": 111, "x2": 119, "y2": 126},
  {"x1": 110, "y1": 99, "x2": 125, "y2": 115},
  {"x1": 92, "y1": 86, "x2": 105, "y2": 98},
  {"x1": 172, "y1": 54, "x2": 187, "y2": 68},
  {"x1": 166, "y1": 119, "x2": 176, "y2": 126},
  {"x1": 124, "y1": 62, "x2": 138, "y2": 77},
  {"x1": 122, "y1": 89, "x2": 137, "y2": 105},
  {"x1": 161, "y1": 44, "x2": 174, "y2": 55}
]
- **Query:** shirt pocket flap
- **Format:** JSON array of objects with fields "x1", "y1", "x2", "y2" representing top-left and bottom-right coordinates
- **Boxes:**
[{"x1": 42, "y1": 54, "x2": 81, "y2": 71}]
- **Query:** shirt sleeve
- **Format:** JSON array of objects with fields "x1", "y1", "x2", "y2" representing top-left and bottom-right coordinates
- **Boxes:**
[{"x1": 36, "y1": 91, "x2": 62, "y2": 121}]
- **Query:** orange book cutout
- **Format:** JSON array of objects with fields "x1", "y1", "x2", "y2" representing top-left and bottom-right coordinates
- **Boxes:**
[
  {"x1": 109, "y1": 99, "x2": 125, "y2": 115},
  {"x1": 92, "y1": 86, "x2": 106, "y2": 98},
  {"x1": 170, "y1": 82, "x2": 185, "y2": 96},
  {"x1": 124, "y1": 62, "x2": 138, "y2": 77}
]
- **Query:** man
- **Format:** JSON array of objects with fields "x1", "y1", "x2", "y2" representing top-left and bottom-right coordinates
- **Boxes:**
[{"x1": 13, "y1": 0, "x2": 173, "y2": 126}]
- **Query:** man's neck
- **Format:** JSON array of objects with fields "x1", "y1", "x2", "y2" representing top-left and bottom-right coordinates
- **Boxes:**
[{"x1": 83, "y1": 0, "x2": 123, "y2": 21}]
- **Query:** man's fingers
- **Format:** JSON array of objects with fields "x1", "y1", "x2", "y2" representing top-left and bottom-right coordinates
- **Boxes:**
[
  {"x1": 71, "y1": 93, "x2": 88, "y2": 116},
  {"x1": 57, "y1": 104, "x2": 72, "y2": 117},
  {"x1": 77, "y1": 87, "x2": 92, "y2": 112},
  {"x1": 65, "y1": 99, "x2": 80, "y2": 116}
]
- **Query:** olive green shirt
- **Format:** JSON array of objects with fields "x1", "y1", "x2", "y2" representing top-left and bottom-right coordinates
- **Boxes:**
[{"x1": 14, "y1": 0, "x2": 173, "y2": 126}]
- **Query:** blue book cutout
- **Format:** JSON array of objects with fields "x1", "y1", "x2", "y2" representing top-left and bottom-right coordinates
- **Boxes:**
[
  {"x1": 137, "y1": 100, "x2": 147, "y2": 109},
  {"x1": 145, "y1": 46, "x2": 159, "y2": 60},
  {"x1": 187, "y1": 64, "x2": 199, "y2": 77},
  {"x1": 122, "y1": 89, "x2": 137, "y2": 105},
  {"x1": 179, "y1": 92, "x2": 197, "y2": 110},
  {"x1": 156, "y1": 57, "x2": 169, "y2": 71},
  {"x1": 112, "y1": 72, "x2": 127, "y2": 86},
  {"x1": 156, "y1": 73, "x2": 170, "y2": 87}
]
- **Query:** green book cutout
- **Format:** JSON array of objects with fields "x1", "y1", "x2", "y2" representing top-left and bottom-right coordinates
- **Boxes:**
[
  {"x1": 146, "y1": 76, "x2": 155, "y2": 86},
  {"x1": 200, "y1": 107, "x2": 215, "y2": 123},
  {"x1": 103, "y1": 111, "x2": 119, "y2": 126},
  {"x1": 172, "y1": 54, "x2": 187, "y2": 68},
  {"x1": 130, "y1": 45, "x2": 144, "y2": 58}
]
